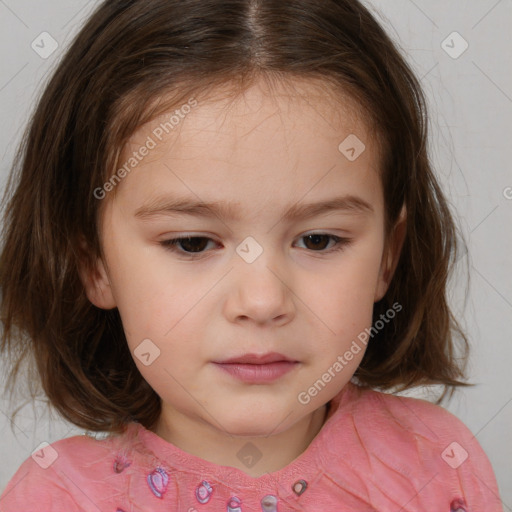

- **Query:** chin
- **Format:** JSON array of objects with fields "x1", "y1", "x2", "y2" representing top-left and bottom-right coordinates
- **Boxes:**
[
  {"x1": 226, "y1": 422, "x2": 284, "y2": 438},
  {"x1": 218, "y1": 409, "x2": 297, "y2": 438}
]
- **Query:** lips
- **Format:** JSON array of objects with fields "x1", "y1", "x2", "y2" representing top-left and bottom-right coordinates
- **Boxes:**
[
  {"x1": 214, "y1": 352, "x2": 297, "y2": 365},
  {"x1": 212, "y1": 352, "x2": 299, "y2": 383}
]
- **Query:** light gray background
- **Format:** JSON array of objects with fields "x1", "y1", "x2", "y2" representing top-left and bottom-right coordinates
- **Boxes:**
[{"x1": 0, "y1": 0, "x2": 511, "y2": 507}]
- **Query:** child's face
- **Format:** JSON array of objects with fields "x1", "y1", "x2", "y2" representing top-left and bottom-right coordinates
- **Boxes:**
[{"x1": 85, "y1": 77, "x2": 402, "y2": 441}]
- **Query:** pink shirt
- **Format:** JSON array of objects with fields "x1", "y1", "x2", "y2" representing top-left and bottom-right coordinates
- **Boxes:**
[{"x1": 0, "y1": 382, "x2": 504, "y2": 511}]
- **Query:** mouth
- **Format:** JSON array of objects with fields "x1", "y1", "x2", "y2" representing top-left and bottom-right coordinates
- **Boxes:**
[
  {"x1": 214, "y1": 352, "x2": 297, "y2": 365},
  {"x1": 212, "y1": 352, "x2": 299, "y2": 383}
]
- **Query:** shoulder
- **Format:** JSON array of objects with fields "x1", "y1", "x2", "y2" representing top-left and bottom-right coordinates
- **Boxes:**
[
  {"x1": 360, "y1": 385, "x2": 474, "y2": 440},
  {"x1": 349, "y1": 385, "x2": 489, "y2": 466},
  {"x1": 323, "y1": 384, "x2": 504, "y2": 510},
  {"x1": 330, "y1": 383, "x2": 478, "y2": 447},
  {"x1": 0, "y1": 431, "x2": 122, "y2": 512}
]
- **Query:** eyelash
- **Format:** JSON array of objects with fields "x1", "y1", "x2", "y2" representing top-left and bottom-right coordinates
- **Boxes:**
[{"x1": 159, "y1": 233, "x2": 352, "y2": 259}]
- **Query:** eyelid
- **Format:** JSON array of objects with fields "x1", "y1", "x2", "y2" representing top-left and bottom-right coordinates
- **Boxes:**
[{"x1": 158, "y1": 232, "x2": 353, "y2": 259}]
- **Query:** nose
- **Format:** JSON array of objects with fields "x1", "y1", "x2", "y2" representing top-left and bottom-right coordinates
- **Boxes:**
[{"x1": 223, "y1": 248, "x2": 296, "y2": 327}]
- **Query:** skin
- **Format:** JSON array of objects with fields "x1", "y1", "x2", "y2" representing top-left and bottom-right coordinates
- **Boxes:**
[{"x1": 81, "y1": 76, "x2": 406, "y2": 477}]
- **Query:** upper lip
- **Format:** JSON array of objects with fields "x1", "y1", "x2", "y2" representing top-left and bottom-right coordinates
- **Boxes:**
[{"x1": 214, "y1": 352, "x2": 296, "y2": 364}]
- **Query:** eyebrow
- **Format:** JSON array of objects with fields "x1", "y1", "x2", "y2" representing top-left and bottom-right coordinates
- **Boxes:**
[{"x1": 134, "y1": 194, "x2": 374, "y2": 222}]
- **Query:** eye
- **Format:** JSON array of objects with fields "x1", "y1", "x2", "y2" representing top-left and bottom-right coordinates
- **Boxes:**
[
  {"x1": 160, "y1": 236, "x2": 217, "y2": 257},
  {"x1": 159, "y1": 233, "x2": 352, "y2": 259},
  {"x1": 295, "y1": 233, "x2": 352, "y2": 253}
]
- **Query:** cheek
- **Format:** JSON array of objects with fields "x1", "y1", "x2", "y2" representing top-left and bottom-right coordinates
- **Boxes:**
[
  {"x1": 305, "y1": 237, "x2": 384, "y2": 344},
  {"x1": 325, "y1": 236, "x2": 384, "y2": 298},
  {"x1": 103, "y1": 238, "x2": 191, "y2": 344}
]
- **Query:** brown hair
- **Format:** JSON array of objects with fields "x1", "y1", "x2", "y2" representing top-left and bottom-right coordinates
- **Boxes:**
[{"x1": 0, "y1": 0, "x2": 470, "y2": 433}]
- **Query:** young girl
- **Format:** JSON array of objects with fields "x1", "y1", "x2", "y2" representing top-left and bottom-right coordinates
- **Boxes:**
[{"x1": 0, "y1": 0, "x2": 504, "y2": 510}]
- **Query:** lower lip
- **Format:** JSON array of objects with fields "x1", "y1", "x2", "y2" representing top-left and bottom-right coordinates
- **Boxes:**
[{"x1": 213, "y1": 361, "x2": 298, "y2": 383}]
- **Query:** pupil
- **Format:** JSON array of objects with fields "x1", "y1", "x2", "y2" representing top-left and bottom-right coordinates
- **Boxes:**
[
  {"x1": 306, "y1": 234, "x2": 328, "y2": 250},
  {"x1": 181, "y1": 237, "x2": 207, "y2": 253}
]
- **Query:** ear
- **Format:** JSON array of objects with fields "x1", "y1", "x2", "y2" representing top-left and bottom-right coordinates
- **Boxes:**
[
  {"x1": 77, "y1": 237, "x2": 117, "y2": 310},
  {"x1": 374, "y1": 205, "x2": 407, "y2": 302}
]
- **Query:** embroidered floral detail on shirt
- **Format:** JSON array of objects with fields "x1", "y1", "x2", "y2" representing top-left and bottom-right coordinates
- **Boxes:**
[
  {"x1": 450, "y1": 498, "x2": 468, "y2": 512},
  {"x1": 227, "y1": 496, "x2": 242, "y2": 511},
  {"x1": 195, "y1": 480, "x2": 213, "y2": 503},
  {"x1": 292, "y1": 479, "x2": 307, "y2": 496},
  {"x1": 113, "y1": 455, "x2": 131, "y2": 474},
  {"x1": 147, "y1": 467, "x2": 169, "y2": 498},
  {"x1": 261, "y1": 494, "x2": 278, "y2": 512}
]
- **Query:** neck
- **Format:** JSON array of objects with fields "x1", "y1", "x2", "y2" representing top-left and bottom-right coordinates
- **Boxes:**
[{"x1": 152, "y1": 403, "x2": 329, "y2": 477}]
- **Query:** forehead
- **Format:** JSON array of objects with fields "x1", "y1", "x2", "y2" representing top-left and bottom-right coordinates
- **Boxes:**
[
  {"x1": 105, "y1": 76, "x2": 383, "y2": 220},
  {"x1": 123, "y1": 75, "x2": 376, "y2": 160}
]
